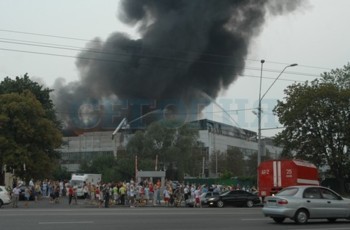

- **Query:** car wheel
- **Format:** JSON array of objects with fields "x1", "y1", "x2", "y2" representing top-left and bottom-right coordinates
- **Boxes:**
[
  {"x1": 327, "y1": 218, "x2": 337, "y2": 223},
  {"x1": 272, "y1": 217, "x2": 285, "y2": 224},
  {"x1": 246, "y1": 200, "x2": 254, "y2": 208},
  {"x1": 217, "y1": 200, "x2": 224, "y2": 208},
  {"x1": 294, "y1": 209, "x2": 309, "y2": 224},
  {"x1": 0, "y1": 200, "x2": 3, "y2": 208}
]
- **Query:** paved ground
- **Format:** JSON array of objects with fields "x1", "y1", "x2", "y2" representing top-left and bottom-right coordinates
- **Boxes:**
[
  {"x1": 1, "y1": 196, "x2": 180, "y2": 209},
  {"x1": 0, "y1": 206, "x2": 274, "y2": 230}
]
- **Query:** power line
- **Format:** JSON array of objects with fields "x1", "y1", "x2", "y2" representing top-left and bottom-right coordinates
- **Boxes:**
[
  {"x1": 0, "y1": 47, "x2": 125, "y2": 63},
  {"x1": 0, "y1": 38, "x2": 295, "y2": 72},
  {"x1": 0, "y1": 37, "x2": 87, "y2": 50},
  {"x1": 0, "y1": 46, "x2": 313, "y2": 84},
  {"x1": 0, "y1": 43, "x2": 321, "y2": 80},
  {"x1": 245, "y1": 58, "x2": 332, "y2": 71},
  {"x1": 2, "y1": 38, "x2": 267, "y2": 70},
  {"x1": 0, "y1": 29, "x2": 91, "y2": 42},
  {"x1": 0, "y1": 28, "x2": 333, "y2": 72},
  {"x1": 239, "y1": 74, "x2": 307, "y2": 83}
]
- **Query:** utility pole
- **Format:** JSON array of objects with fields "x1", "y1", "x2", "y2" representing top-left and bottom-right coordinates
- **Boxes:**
[{"x1": 257, "y1": 61, "x2": 298, "y2": 167}]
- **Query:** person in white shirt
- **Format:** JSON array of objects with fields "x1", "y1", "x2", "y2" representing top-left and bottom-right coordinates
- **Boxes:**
[
  {"x1": 12, "y1": 186, "x2": 21, "y2": 208},
  {"x1": 59, "y1": 180, "x2": 64, "y2": 196},
  {"x1": 29, "y1": 179, "x2": 34, "y2": 188},
  {"x1": 163, "y1": 187, "x2": 170, "y2": 206},
  {"x1": 184, "y1": 185, "x2": 190, "y2": 201},
  {"x1": 129, "y1": 183, "x2": 136, "y2": 207}
]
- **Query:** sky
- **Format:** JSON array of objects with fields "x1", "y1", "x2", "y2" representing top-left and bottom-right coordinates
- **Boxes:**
[{"x1": 0, "y1": 0, "x2": 349, "y2": 137}]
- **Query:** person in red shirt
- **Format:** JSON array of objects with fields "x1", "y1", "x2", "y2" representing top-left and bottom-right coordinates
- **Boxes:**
[
  {"x1": 68, "y1": 185, "x2": 78, "y2": 204},
  {"x1": 95, "y1": 186, "x2": 103, "y2": 208},
  {"x1": 68, "y1": 185, "x2": 74, "y2": 205},
  {"x1": 149, "y1": 183, "x2": 154, "y2": 204}
]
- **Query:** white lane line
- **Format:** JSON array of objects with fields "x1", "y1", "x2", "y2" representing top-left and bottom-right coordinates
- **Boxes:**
[
  {"x1": 241, "y1": 218, "x2": 267, "y2": 221},
  {"x1": 38, "y1": 221, "x2": 94, "y2": 225}
]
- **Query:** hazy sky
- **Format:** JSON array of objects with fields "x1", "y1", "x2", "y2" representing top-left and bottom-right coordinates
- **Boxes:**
[{"x1": 0, "y1": 0, "x2": 349, "y2": 137}]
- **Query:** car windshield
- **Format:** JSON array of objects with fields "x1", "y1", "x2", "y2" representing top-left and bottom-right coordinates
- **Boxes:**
[{"x1": 276, "y1": 187, "x2": 298, "y2": 196}]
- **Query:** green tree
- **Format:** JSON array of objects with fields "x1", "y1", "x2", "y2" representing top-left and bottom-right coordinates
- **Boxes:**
[
  {"x1": 52, "y1": 166, "x2": 71, "y2": 181},
  {"x1": 0, "y1": 91, "x2": 62, "y2": 181},
  {"x1": 0, "y1": 74, "x2": 60, "y2": 128},
  {"x1": 126, "y1": 120, "x2": 200, "y2": 180},
  {"x1": 226, "y1": 147, "x2": 245, "y2": 177},
  {"x1": 210, "y1": 151, "x2": 225, "y2": 177},
  {"x1": 245, "y1": 152, "x2": 272, "y2": 178},
  {"x1": 79, "y1": 154, "x2": 128, "y2": 182},
  {"x1": 210, "y1": 148, "x2": 247, "y2": 178},
  {"x1": 274, "y1": 63, "x2": 350, "y2": 193}
]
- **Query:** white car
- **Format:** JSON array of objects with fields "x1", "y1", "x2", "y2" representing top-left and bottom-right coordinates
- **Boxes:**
[
  {"x1": 262, "y1": 185, "x2": 350, "y2": 224},
  {"x1": 0, "y1": 186, "x2": 11, "y2": 208}
]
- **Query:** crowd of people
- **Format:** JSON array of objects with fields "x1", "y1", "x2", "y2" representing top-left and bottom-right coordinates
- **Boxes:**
[
  {"x1": 9, "y1": 178, "x2": 257, "y2": 208},
  {"x1": 11, "y1": 178, "x2": 66, "y2": 207}
]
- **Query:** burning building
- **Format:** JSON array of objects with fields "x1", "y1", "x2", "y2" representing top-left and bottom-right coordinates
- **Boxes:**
[{"x1": 52, "y1": 0, "x2": 304, "y2": 136}]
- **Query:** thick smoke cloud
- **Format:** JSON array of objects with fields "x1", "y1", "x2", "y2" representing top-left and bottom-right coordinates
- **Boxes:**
[{"x1": 53, "y1": 0, "x2": 303, "y2": 135}]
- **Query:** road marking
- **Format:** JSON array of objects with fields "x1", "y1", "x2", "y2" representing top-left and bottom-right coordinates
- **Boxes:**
[
  {"x1": 38, "y1": 221, "x2": 94, "y2": 225},
  {"x1": 241, "y1": 218, "x2": 267, "y2": 221}
]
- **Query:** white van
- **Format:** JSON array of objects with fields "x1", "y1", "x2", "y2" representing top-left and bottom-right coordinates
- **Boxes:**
[
  {"x1": 70, "y1": 174, "x2": 101, "y2": 197},
  {"x1": 0, "y1": 186, "x2": 11, "y2": 208}
]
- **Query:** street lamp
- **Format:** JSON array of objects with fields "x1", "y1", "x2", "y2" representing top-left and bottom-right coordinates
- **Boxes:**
[{"x1": 257, "y1": 61, "x2": 298, "y2": 167}]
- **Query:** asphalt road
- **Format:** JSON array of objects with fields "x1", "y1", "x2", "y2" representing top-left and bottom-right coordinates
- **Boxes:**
[{"x1": 1, "y1": 198, "x2": 350, "y2": 230}]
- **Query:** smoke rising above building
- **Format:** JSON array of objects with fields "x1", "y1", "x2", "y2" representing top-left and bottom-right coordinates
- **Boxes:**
[{"x1": 53, "y1": 0, "x2": 303, "y2": 135}]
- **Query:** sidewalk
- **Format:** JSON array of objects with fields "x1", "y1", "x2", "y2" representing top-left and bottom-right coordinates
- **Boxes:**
[
  {"x1": 1, "y1": 196, "x2": 184, "y2": 209},
  {"x1": 1, "y1": 196, "x2": 94, "y2": 209}
]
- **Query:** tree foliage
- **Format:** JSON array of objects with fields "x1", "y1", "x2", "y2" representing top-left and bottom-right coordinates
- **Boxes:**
[
  {"x1": 125, "y1": 120, "x2": 201, "y2": 180},
  {"x1": 245, "y1": 152, "x2": 272, "y2": 178},
  {"x1": 52, "y1": 166, "x2": 71, "y2": 181},
  {"x1": 274, "y1": 63, "x2": 350, "y2": 191},
  {"x1": 0, "y1": 74, "x2": 60, "y2": 128},
  {"x1": 210, "y1": 148, "x2": 271, "y2": 179},
  {"x1": 0, "y1": 91, "x2": 62, "y2": 181},
  {"x1": 210, "y1": 148, "x2": 245, "y2": 178},
  {"x1": 79, "y1": 154, "x2": 127, "y2": 182}
]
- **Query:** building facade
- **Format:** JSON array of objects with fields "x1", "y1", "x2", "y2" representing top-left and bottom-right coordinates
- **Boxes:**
[{"x1": 59, "y1": 119, "x2": 283, "y2": 174}]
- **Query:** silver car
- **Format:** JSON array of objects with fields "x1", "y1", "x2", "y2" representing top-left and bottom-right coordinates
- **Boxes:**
[{"x1": 262, "y1": 185, "x2": 350, "y2": 224}]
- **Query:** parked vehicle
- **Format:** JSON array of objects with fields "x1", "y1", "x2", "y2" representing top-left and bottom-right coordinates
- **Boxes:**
[
  {"x1": 0, "y1": 186, "x2": 11, "y2": 208},
  {"x1": 208, "y1": 190, "x2": 260, "y2": 208},
  {"x1": 262, "y1": 185, "x2": 350, "y2": 224},
  {"x1": 258, "y1": 159, "x2": 319, "y2": 199},
  {"x1": 70, "y1": 173, "x2": 101, "y2": 198},
  {"x1": 185, "y1": 191, "x2": 220, "y2": 207}
]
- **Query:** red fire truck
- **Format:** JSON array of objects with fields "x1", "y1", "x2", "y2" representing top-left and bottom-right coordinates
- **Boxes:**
[{"x1": 258, "y1": 159, "x2": 319, "y2": 198}]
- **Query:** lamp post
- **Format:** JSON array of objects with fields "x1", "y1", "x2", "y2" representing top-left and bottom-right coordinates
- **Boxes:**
[
  {"x1": 257, "y1": 61, "x2": 298, "y2": 167},
  {"x1": 257, "y1": 59, "x2": 265, "y2": 168}
]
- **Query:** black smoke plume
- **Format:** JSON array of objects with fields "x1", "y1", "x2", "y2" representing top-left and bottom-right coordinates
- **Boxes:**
[{"x1": 53, "y1": 0, "x2": 303, "y2": 135}]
